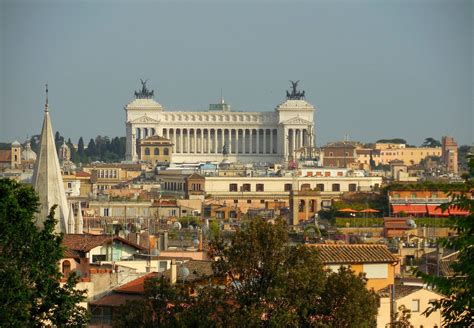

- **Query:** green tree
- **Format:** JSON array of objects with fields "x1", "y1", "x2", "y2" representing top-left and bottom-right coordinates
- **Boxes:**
[
  {"x1": 67, "y1": 138, "x2": 78, "y2": 163},
  {"x1": 416, "y1": 155, "x2": 474, "y2": 327},
  {"x1": 421, "y1": 137, "x2": 442, "y2": 148},
  {"x1": 116, "y1": 219, "x2": 379, "y2": 327},
  {"x1": 86, "y1": 138, "x2": 97, "y2": 159},
  {"x1": 375, "y1": 138, "x2": 406, "y2": 145},
  {"x1": 77, "y1": 136, "x2": 85, "y2": 160},
  {"x1": 0, "y1": 179, "x2": 89, "y2": 327}
]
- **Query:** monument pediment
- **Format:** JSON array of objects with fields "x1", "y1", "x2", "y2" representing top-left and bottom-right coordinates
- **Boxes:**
[
  {"x1": 282, "y1": 116, "x2": 312, "y2": 125},
  {"x1": 131, "y1": 115, "x2": 160, "y2": 124}
]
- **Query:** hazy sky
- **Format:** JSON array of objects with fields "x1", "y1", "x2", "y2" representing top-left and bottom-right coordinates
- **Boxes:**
[{"x1": 1, "y1": 0, "x2": 472, "y2": 147}]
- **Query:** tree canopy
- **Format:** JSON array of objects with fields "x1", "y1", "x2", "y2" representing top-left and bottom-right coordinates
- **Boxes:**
[
  {"x1": 416, "y1": 155, "x2": 474, "y2": 327},
  {"x1": 375, "y1": 138, "x2": 407, "y2": 145},
  {"x1": 0, "y1": 179, "x2": 89, "y2": 327},
  {"x1": 421, "y1": 137, "x2": 442, "y2": 148},
  {"x1": 115, "y1": 219, "x2": 379, "y2": 327}
]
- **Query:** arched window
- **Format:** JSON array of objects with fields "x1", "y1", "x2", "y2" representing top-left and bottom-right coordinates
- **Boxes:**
[
  {"x1": 62, "y1": 260, "x2": 71, "y2": 277},
  {"x1": 154, "y1": 148, "x2": 160, "y2": 155},
  {"x1": 164, "y1": 148, "x2": 169, "y2": 155},
  {"x1": 145, "y1": 148, "x2": 150, "y2": 155}
]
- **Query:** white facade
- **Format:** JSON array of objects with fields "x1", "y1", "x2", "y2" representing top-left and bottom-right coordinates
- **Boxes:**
[{"x1": 125, "y1": 86, "x2": 316, "y2": 163}]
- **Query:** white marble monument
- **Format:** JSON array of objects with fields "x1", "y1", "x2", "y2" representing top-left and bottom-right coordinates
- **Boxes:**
[{"x1": 125, "y1": 80, "x2": 316, "y2": 163}]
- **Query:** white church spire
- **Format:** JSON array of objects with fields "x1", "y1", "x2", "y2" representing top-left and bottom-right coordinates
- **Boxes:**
[
  {"x1": 75, "y1": 202, "x2": 84, "y2": 234},
  {"x1": 68, "y1": 203, "x2": 75, "y2": 234},
  {"x1": 32, "y1": 85, "x2": 70, "y2": 233}
]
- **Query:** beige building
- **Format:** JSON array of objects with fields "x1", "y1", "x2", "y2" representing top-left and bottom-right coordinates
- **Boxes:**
[
  {"x1": 442, "y1": 136, "x2": 458, "y2": 174},
  {"x1": 138, "y1": 135, "x2": 173, "y2": 166},
  {"x1": 377, "y1": 285, "x2": 442, "y2": 327},
  {"x1": 356, "y1": 143, "x2": 442, "y2": 167},
  {"x1": 82, "y1": 163, "x2": 143, "y2": 192}
]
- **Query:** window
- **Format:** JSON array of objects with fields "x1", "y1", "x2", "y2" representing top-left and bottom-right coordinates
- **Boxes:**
[
  {"x1": 329, "y1": 152, "x2": 333, "y2": 157},
  {"x1": 145, "y1": 148, "x2": 150, "y2": 155},
  {"x1": 284, "y1": 183, "x2": 292, "y2": 192},
  {"x1": 62, "y1": 260, "x2": 71, "y2": 276},
  {"x1": 325, "y1": 172, "x2": 331, "y2": 177},
  {"x1": 92, "y1": 255, "x2": 106, "y2": 263},
  {"x1": 164, "y1": 148, "x2": 169, "y2": 155},
  {"x1": 411, "y1": 299, "x2": 420, "y2": 312},
  {"x1": 301, "y1": 183, "x2": 311, "y2": 191},
  {"x1": 332, "y1": 184, "x2": 340, "y2": 192},
  {"x1": 307, "y1": 172, "x2": 313, "y2": 177},
  {"x1": 234, "y1": 200, "x2": 238, "y2": 204},
  {"x1": 229, "y1": 211, "x2": 237, "y2": 219},
  {"x1": 154, "y1": 148, "x2": 160, "y2": 155},
  {"x1": 256, "y1": 184, "x2": 264, "y2": 192},
  {"x1": 348, "y1": 183, "x2": 357, "y2": 192},
  {"x1": 242, "y1": 184, "x2": 251, "y2": 192},
  {"x1": 316, "y1": 184, "x2": 324, "y2": 191},
  {"x1": 337, "y1": 171, "x2": 343, "y2": 176},
  {"x1": 363, "y1": 264, "x2": 388, "y2": 278},
  {"x1": 67, "y1": 182, "x2": 72, "y2": 188},
  {"x1": 316, "y1": 172, "x2": 322, "y2": 176},
  {"x1": 260, "y1": 199, "x2": 265, "y2": 204},
  {"x1": 103, "y1": 208, "x2": 110, "y2": 216},
  {"x1": 247, "y1": 199, "x2": 252, "y2": 204},
  {"x1": 411, "y1": 193, "x2": 417, "y2": 198},
  {"x1": 229, "y1": 183, "x2": 238, "y2": 192}
]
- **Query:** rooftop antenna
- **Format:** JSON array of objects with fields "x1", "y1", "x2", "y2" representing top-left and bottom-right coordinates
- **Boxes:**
[{"x1": 44, "y1": 84, "x2": 49, "y2": 112}]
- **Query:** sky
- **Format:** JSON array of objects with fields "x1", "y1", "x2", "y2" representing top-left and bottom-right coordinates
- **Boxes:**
[{"x1": 1, "y1": 0, "x2": 472, "y2": 147}]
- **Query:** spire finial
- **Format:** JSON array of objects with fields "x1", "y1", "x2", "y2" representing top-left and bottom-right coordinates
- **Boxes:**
[
  {"x1": 44, "y1": 84, "x2": 49, "y2": 112},
  {"x1": 220, "y1": 88, "x2": 224, "y2": 104}
]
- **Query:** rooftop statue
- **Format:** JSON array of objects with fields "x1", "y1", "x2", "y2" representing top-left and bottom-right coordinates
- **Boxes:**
[
  {"x1": 134, "y1": 79, "x2": 155, "y2": 99},
  {"x1": 286, "y1": 80, "x2": 306, "y2": 100}
]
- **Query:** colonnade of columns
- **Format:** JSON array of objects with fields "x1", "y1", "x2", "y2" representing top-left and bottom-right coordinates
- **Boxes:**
[
  {"x1": 160, "y1": 128, "x2": 279, "y2": 155},
  {"x1": 285, "y1": 128, "x2": 312, "y2": 159},
  {"x1": 132, "y1": 126, "x2": 312, "y2": 158},
  {"x1": 135, "y1": 127, "x2": 156, "y2": 140}
]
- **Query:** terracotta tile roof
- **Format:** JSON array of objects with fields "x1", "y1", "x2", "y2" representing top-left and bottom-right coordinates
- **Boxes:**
[
  {"x1": 378, "y1": 285, "x2": 423, "y2": 299},
  {"x1": 62, "y1": 234, "x2": 145, "y2": 253},
  {"x1": 0, "y1": 150, "x2": 11, "y2": 162},
  {"x1": 310, "y1": 244, "x2": 398, "y2": 264},
  {"x1": 89, "y1": 292, "x2": 144, "y2": 307},
  {"x1": 63, "y1": 249, "x2": 80, "y2": 258},
  {"x1": 75, "y1": 171, "x2": 91, "y2": 178},
  {"x1": 114, "y1": 272, "x2": 159, "y2": 294},
  {"x1": 161, "y1": 260, "x2": 214, "y2": 282}
]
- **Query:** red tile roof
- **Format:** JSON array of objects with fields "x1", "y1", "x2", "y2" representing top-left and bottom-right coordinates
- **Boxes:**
[
  {"x1": 0, "y1": 150, "x2": 11, "y2": 162},
  {"x1": 75, "y1": 171, "x2": 91, "y2": 178},
  {"x1": 89, "y1": 292, "x2": 144, "y2": 307},
  {"x1": 114, "y1": 272, "x2": 159, "y2": 294},
  {"x1": 62, "y1": 234, "x2": 145, "y2": 253},
  {"x1": 310, "y1": 244, "x2": 398, "y2": 264}
]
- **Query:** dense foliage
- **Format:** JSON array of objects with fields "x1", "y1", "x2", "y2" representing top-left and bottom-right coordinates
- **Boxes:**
[
  {"x1": 115, "y1": 219, "x2": 379, "y2": 327},
  {"x1": 30, "y1": 133, "x2": 126, "y2": 164},
  {"x1": 0, "y1": 179, "x2": 89, "y2": 327},
  {"x1": 420, "y1": 137, "x2": 441, "y2": 148},
  {"x1": 416, "y1": 155, "x2": 474, "y2": 327}
]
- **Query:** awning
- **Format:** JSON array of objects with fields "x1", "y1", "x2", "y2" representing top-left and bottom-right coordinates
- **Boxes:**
[
  {"x1": 391, "y1": 204, "x2": 427, "y2": 215},
  {"x1": 427, "y1": 205, "x2": 449, "y2": 217},
  {"x1": 448, "y1": 206, "x2": 470, "y2": 216}
]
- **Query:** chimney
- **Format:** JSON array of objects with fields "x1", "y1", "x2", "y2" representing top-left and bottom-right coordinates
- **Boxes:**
[
  {"x1": 163, "y1": 231, "x2": 168, "y2": 250},
  {"x1": 198, "y1": 228, "x2": 203, "y2": 252},
  {"x1": 170, "y1": 259, "x2": 177, "y2": 284}
]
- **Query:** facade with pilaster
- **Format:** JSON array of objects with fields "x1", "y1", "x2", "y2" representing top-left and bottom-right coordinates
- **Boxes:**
[{"x1": 125, "y1": 82, "x2": 315, "y2": 163}]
